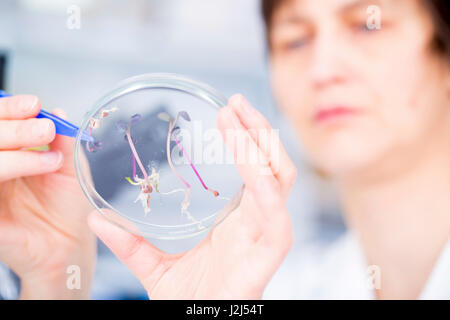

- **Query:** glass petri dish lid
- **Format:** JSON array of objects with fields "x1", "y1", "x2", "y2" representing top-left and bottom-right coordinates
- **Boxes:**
[{"x1": 75, "y1": 73, "x2": 244, "y2": 240}]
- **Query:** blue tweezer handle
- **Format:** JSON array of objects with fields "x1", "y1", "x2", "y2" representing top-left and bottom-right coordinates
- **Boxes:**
[{"x1": 0, "y1": 90, "x2": 93, "y2": 143}]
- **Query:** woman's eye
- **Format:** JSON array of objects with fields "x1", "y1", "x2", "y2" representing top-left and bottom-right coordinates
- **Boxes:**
[
  {"x1": 353, "y1": 22, "x2": 378, "y2": 33},
  {"x1": 286, "y1": 38, "x2": 310, "y2": 50}
]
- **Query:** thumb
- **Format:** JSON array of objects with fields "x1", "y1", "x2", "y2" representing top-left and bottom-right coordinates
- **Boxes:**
[{"x1": 87, "y1": 210, "x2": 178, "y2": 293}]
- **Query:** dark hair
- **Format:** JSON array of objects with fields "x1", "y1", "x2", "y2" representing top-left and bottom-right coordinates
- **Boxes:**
[{"x1": 261, "y1": 0, "x2": 450, "y2": 60}]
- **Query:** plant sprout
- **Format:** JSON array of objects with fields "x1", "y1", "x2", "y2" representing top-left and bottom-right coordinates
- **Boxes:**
[
  {"x1": 83, "y1": 103, "x2": 229, "y2": 230},
  {"x1": 96, "y1": 109, "x2": 223, "y2": 224},
  {"x1": 158, "y1": 111, "x2": 220, "y2": 197},
  {"x1": 117, "y1": 114, "x2": 156, "y2": 215},
  {"x1": 86, "y1": 106, "x2": 118, "y2": 152},
  {"x1": 117, "y1": 114, "x2": 187, "y2": 217}
]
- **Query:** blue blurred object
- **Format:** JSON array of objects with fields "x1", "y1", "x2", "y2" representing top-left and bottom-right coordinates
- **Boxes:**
[{"x1": 0, "y1": 90, "x2": 93, "y2": 143}]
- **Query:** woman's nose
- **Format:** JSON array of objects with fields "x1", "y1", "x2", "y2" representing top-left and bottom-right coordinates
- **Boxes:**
[{"x1": 309, "y1": 31, "x2": 348, "y2": 90}]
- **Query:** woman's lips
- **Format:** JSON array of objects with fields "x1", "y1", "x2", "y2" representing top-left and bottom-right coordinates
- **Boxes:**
[{"x1": 314, "y1": 106, "x2": 359, "y2": 124}]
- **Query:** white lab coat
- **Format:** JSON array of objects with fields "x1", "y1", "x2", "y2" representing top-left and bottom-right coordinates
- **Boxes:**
[{"x1": 263, "y1": 231, "x2": 450, "y2": 299}]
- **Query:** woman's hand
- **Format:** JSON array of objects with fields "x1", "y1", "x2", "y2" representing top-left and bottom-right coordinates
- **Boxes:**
[
  {"x1": 88, "y1": 94, "x2": 297, "y2": 299},
  {"x1": 0, "y1": 95, "x2": 96, "y2": 299}
]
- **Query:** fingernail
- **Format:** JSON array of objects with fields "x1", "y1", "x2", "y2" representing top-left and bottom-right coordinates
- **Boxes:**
[
  {"x1": 32, "y1": 120, "x2": 51, "y2": 138},
  {"x1": 19, "y1": 95, "x2": 38, "y2": 113},
  {"x1": 40, "y1": 151, "x2": 62, "y2": 166}
]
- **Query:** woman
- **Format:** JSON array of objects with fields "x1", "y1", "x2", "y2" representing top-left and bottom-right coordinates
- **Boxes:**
[{"x1": 1, "y1": 0, "x2": 449, "y2": 299}]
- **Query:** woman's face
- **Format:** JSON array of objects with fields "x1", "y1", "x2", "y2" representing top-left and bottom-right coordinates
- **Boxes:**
[{"x1": 269, "y1": 0, "x2": 450, "y2": 178}]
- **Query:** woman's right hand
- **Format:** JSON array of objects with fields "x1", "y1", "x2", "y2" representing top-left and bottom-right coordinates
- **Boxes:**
[
  {"x1": 88, "y1": 94, "x2": 298, "y2": 299},
  {"x1": 0, "y1": 95, "x2": 96, "y2": 299}
]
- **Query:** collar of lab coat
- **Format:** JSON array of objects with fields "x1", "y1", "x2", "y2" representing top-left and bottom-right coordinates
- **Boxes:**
[
  {"x1": 263, "y1": 230, "x2": 450, "y2": 299},
  {"x1": 303, "y1": 231, "x2": 450, "y2": 299}
]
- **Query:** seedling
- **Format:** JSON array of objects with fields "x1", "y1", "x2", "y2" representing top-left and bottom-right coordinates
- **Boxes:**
[
  {"x1": 117, "y1": 114, "x2": 155, "y2": 215},
  {"x1": 158, "y1": 111, "x2": 220, "y2": 197},
  {"x1": 117, "y1": 114, "x2": 189, "y2": 217},
  {"x1": 86, "y1": 106, "x2": 118, "y2": 152},
  {"x1": 89, "y1": 107, "x2": 118, "y2": 129},
  {"x1": 87, "y1": 107, "x2": 222, "y2": 223}
]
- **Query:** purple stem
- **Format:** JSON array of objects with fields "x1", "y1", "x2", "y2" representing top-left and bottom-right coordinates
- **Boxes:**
[
  {"x1": 173, "y1": 136, "x2": 208, "y2": 191},
  {"x1": 126, "y1": 127, "x2": 148, "y2": 181}
]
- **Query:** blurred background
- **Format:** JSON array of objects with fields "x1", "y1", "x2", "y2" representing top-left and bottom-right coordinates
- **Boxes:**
[{"x1": 0, "y1": 0, "x2": 345, "y2": 299}]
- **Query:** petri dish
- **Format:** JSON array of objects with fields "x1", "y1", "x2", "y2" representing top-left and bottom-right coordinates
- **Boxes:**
[{"x1": 74, "y1": 73, "x2": 244, "y2": 240}]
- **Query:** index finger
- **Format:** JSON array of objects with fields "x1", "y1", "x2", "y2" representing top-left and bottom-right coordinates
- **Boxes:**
[{"x1": 0, "y1": 95, "x2": 40, "y2": 120}]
